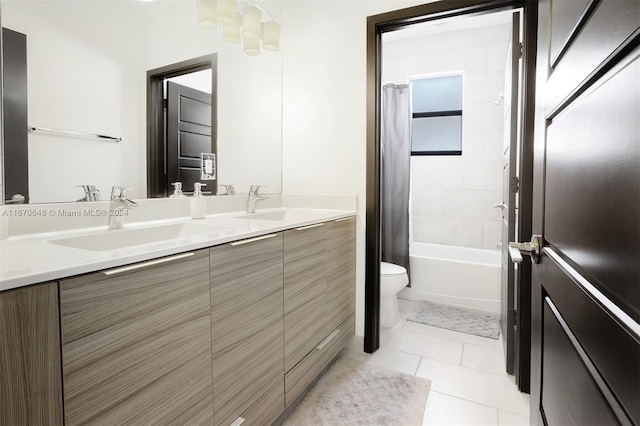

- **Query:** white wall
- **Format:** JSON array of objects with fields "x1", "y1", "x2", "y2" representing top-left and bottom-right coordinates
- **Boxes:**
[
  {"x1": 383, "y1": 23, "x2": 511, "y2": 250},
  {"x1": 280, "y1": 0, "x2": 429, "y2": 336}
]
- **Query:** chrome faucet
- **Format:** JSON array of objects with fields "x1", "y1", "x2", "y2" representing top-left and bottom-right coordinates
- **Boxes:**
[
  {"x1": 246, "y1": 185, "x2": 266, "y2": 214},
  {"x1": 76, "y1": 185, "x2": 101, "y2": 202},
  {"x1": 108, "y1": 186, "x2": 138, "y2": 229}
]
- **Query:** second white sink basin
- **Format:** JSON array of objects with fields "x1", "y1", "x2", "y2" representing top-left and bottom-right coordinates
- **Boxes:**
[{"x1": 50, "y1": 223, "x2": 231, "y2": 251}]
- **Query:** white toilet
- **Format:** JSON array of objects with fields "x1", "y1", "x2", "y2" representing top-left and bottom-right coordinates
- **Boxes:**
[{"x1": 380, "y1": 262, "x2": 409, "y2": 327}]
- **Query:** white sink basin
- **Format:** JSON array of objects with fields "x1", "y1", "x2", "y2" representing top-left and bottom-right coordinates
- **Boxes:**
[
  {"x1": 236, "y1": 211, "x2": 289, "y2": 221},
  {"x1": 49, "y1": 223, "x2": 231, "y2": 251}
]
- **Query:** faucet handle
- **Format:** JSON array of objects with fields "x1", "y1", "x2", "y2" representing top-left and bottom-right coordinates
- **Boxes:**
[
  {"x1": 250, "y1": 185, "x2": 266, "y2": 194},
  {"x1": 76, "y1": 185, "x2": 101, "y2": 201},
  {"x1": 111, "y1": 186, "x2": 132, "y2": 199}
]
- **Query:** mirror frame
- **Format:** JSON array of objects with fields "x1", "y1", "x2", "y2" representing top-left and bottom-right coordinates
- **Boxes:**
[{"x1": 146, "y1": 53, "x2": 218, "y2": 198}]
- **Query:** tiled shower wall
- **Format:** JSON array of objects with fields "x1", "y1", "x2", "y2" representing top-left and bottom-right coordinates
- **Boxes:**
[{"x1": 382, "y1": 23, "x2": 511, "y2": 250}]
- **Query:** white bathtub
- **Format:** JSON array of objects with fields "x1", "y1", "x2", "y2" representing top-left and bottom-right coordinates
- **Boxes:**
[{"x1": 399, "y1": 242, "x2": 502, "y2": 313}]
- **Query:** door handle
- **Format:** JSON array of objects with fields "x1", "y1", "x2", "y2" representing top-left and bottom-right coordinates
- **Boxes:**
[
  {"x1": 5, "y1": 194, "x2": 26, "y2": 204},
  {"x1": 509, "y1": 235, "x2": 543, "y2": 264},
  {"x1": 495, "y1": 202, "x2": 507, "y2": 209}
]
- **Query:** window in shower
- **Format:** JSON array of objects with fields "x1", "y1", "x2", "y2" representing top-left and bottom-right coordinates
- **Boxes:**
[{"x1": 410, "y1": 74, "x2": 463, "y2": 155}]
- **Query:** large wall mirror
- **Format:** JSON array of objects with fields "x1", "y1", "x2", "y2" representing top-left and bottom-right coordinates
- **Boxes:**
[{"x1": 0, "y1": 0, "x2": 283, "y2": 204}]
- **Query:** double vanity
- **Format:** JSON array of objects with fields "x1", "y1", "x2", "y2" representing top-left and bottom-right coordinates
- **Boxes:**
[{"x1": 0, "y1": 201, "x2": 357, "y2": 426}]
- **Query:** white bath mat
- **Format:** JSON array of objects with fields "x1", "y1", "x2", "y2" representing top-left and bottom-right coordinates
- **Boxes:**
[
  {"x1": 407, "y1": 300, "x2": 501, "y2": 339},
  {"x1": 283, "y1": 356, "x2": 430, "y2": 425}
]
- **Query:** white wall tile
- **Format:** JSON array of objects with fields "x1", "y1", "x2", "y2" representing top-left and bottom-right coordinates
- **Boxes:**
[
  {"x1": 383, "y1": 53, "x2": 426, "y2": 81},
  {"x1": 483, "y1": 219, "x2": 502, "y2": 250},
  {"x1": 462, "y1": 160, "x2": 502, "y2": 191},
  {"x1": 485, "y1": 130, "x2": 505, "y2": 161},
  {"x1": 465, "y1": 71, "x2": 505, "y2": 103},
  {"x1": 462, "y1": 129, "x2": 485, "y2": 159},
  {"x1": 428, "y1": 45, "x2": 487, "y2": 73},
  {"x1": 442, "y1": 190, "x2": 486, "y2": 219},
  {"x1": 411, "y1": 188, "x2": 445, "y2": 217},
  {"x1": 487, "y1": 41, "x2": 511, "y2": 70},
  {"x1": 386, "y1": 33, "x2": 446, "y2": 57},
  {"x1": 411, "y1": 158, "x2": 463, "y2": 190},
  {"x1": 445, "y1": 26, "x2": 489, "y2": 48},
  {"x1": 464, "y1": 101, "x2": 504, "y2": 131},
  {"x1": 483, "y1": 24, "x2": 511, "y2": 43}
]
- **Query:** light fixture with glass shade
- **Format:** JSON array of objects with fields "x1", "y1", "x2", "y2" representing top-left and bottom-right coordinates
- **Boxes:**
[
  {"x1": 222, "y1": 13, "x2": 242, "y2": 44},
  {"x1": 194, "y1": 0, "x2": 280, "y2": 56},
  {"x1": 262, "y1": 20, "x2": 280, "y2": 51},
  {"x1": 196, "y1": 0, "x2": 217, "y2": 30},
  {"x1": 216, "y1": 0, "x2": 238, "y2": 25}
]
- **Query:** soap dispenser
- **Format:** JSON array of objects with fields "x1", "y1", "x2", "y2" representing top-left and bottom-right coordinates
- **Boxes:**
[
  {"x1": 190, "y1": 183, "x2": 207, "y2": 219},
  {"x1": 170, "y1": 182, "x2": 185, "y2": 198}
]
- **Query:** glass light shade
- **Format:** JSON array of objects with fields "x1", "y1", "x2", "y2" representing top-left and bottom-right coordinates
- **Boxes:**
[
  {"x1": 262, "y1": 20, "x2": 280, "y2": 51},
  {"x1": 242, "y1": 5, "x2": 262, "y2": 40},
  {"x1": 216, "y1": 0, "x2": 237, "y2": 24},
  {"x1": 243, "y1": 36, "x2": 260, "y2": 56},
  {"x1": 196, "y1": 0, "x2": 217, "y2": 31},
  {"x1": 222, "y1": 16, "x2": 241, "y2": 44}
]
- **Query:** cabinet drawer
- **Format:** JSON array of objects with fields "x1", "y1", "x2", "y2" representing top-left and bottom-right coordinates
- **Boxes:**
[
  {"x1": 285, "y1": 314, "x2": 355, "y2": 407},
  {"x1": 284, "y1": 224, "x2": 328, "y2": 372},
  {"x1": 325, "y1": 217, "x2": 356, "y2": 333},
  {"x1": 210, "y1": 234, "x2": 284, "y2": 426},
  {"x1": 59, "y1": 250, "x2": 213, "y2": 426},
  {"x1": 227, "y1": 379, "x2": 285, "y2": 426}
]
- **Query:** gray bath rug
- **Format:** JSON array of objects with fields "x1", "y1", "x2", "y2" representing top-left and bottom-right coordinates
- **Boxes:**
[
  {"x1": 407, "y1": 300, "x2": 501, "y2": 339},
  {"x1": 283, "y1": 356, "x2": 431, "y2": 426}
]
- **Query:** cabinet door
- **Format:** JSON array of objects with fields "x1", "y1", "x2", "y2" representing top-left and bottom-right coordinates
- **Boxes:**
[
  {"x1": 325, "y1": 217, "x2": 356, "y2": 334},
  {"x1": 284, "y1": 223, "x2": 328, "y2": 372},
  {"x1": 59, "y1": 251, "x2": 213, "y2": 426},
  {"x1": 209, "y1": 233, "x2": 284, "y2": 426},
  {"x1": 0, "y1": 282, "x2": 63, "y2": 426}
]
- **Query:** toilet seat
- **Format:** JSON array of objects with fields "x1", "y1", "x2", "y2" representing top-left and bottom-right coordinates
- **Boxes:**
[{"x1": 381, "y1": 262, "x2": 406, "y2": 276}]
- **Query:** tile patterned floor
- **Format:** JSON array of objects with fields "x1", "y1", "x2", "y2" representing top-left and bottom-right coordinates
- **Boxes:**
[{"x1": 340, "y1": 298, "x2": 530, "y2": 425}]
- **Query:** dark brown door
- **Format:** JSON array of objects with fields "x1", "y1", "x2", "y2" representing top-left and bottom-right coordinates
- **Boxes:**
[
  {"x1": 2, "y1": 28, "x2": 29, "y2": 204},
  {"x1": 529, "y1": 1, "x2": 639, "y2": 425},
  {"x1": 166, "y1": 81, "x2": 213, "y2": 195},
  {"x1": 500, "y1": 11, "x2": 521, "y2": 378}
]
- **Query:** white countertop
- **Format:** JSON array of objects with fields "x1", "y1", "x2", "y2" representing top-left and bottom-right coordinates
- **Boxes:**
[{"x1": 0, "y1": 208, "x2": 355, "y2": 291}]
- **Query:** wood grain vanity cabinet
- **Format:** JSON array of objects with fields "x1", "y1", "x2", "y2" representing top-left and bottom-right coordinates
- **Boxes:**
[
  {"x1": 1, "y1": 215, "x2": 356, "y2": 426},
  {"x1": 0, "y1": 282, "x2": 63, "y2": 426},
  {"x1": 209, "y1": 233, "x2": 285, "y2": 426},
  {"x1": 284, "y1": 217, "x2": 356, "y2": 406},
  {"x1": 59, "y1": 250, "x2": 213, "y2": 426}
]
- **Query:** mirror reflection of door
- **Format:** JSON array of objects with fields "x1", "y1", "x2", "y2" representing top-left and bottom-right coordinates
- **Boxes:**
[
  {"x1": 2, "y1": 27, "x2": 29, "y2": 204},
  {"x1": 166, "y1": 80, "x2": 213, "y2": 195},
  {"x1": 146, "y1": 54, "x2": 217, "y2": 199}
]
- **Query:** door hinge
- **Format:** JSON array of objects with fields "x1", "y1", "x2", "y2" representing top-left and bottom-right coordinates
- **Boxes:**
[
  {"x1": 508, "y1": 309, "x2": 517, "y2": 326},
  {"x1": 163, "y1": 98, "x2": 168, "y2": 108},
  {"x1": 517, "y1": 42, "x2": 523, "y2": 59},
  {"x1": 511, "y1": 176, "x2": 520, "y2": 193}
]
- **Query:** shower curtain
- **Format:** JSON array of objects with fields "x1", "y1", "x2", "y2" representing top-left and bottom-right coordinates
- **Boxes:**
[{"x1": 381, "y1": 83, "x2": 411, "y2": 278}]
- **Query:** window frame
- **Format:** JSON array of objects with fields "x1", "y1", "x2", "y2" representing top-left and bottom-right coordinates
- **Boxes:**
[{"x1": 409, "y1": 72, "x2": 464, "y2": 156}]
